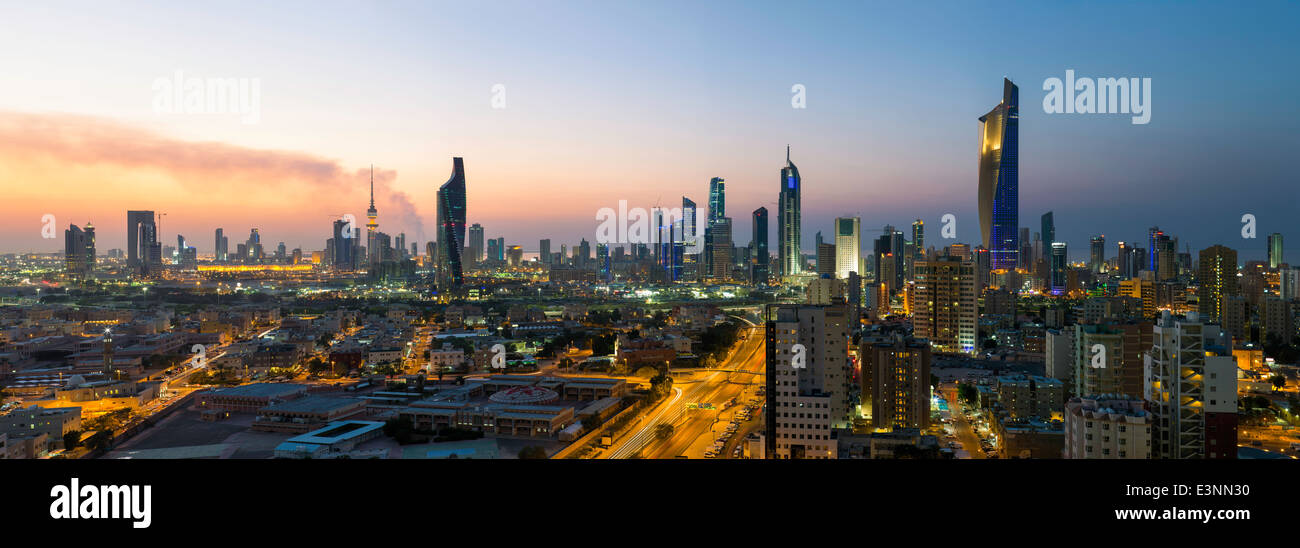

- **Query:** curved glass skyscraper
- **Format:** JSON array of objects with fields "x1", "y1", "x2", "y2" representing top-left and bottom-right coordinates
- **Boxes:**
[
  {"x1": 778, "y1": 146, "x2": 801, "y2": 277},
  {"x1": 437, "y1": 157, "x2": 467, "y2": 289},
  {"x1": 978, "y1": 78, "x2": 1019, "y2": 271}
]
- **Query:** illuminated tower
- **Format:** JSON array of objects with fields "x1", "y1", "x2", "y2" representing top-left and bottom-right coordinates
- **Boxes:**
[
  {"x1": 778, "y1": 146, "x2": 802, "y2": 277},
  {"x1": 366, "y1": 165, "x2": 379, "y2": 266},
  {"x1": 437, "y1": 157, "x2": 467, "y2": 289},
  {"x1": 978, "y1": 78, "x2": 1020, "y2": 271}
]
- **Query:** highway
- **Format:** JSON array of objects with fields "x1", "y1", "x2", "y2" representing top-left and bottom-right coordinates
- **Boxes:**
[{"x1": 606, "y1": 324, "x2": 765, "y2": 459}]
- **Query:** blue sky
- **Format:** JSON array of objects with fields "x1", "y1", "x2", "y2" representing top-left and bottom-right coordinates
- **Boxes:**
[{"x1": 0, "y1": 0, "x2": 1296, "y2": 261}]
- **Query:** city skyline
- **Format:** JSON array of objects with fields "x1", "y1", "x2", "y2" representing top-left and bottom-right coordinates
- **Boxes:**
[{"x1": 2, "y1": 1, "x2": 1297, "y2": 262}]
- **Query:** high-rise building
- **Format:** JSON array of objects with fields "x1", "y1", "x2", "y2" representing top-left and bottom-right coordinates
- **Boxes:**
[
  {"x1": 64, "y1": 222, "x2": 95, "y2": 279},
  {"x1": 1041, "y1": 211, "x2": 1054, "y2": 245},
  {"x1": 816, "y1": 243, "x2": 836, "y2": 278},
  {"x1": 468, "y1": 223, "x2": 485, "y2": 264},
  {"x1": 539, "y1": 239, "x2": 551, "y2": 267},
  {"x1": 126, "y1": 210, "x2": 157, "y2": 276},
  {"x1": 834, "y1": 217, "x2": 860, "y2": 280},
  {"x1": 710, "y1": 218, "x2": 732, "y2": 282},
  {"x1": 1089, "y1": 235, "x2": 1106, "y2": 274},
  {"x1": 751, "y1": 207, "x2": 769, "y2": 285},
  {"x1": 977, "y1": 78, "x2": 1020, "y2": 271},
  {"x1": 1144, "y1": 312, "x2": 1237, "y2": 459},
  {"x1": 764, "y1": 304, "x2": 852, "y2": 459},
  {"x1": 331, "y1": 219, "x2": 358, "y2": 270},
  {"x1": 436, "y1": 157, "x2": 467, "y2": 289},
  {"x1": 704, "y1": 177, "x2": 726, "y2": 277},
  {"x1": 1050, "y1": 242, "x2": 1068, "y2": 295},
  {"x1": 861, "y1": 335, "x2": 931, "y2": 430},
  {"x1": 214, "y1": 228, "x2": 228, "y2": 262},
  {"x1": 1116, "y1": 241, "x2": 1133, "y2": 278},
  {"x1": 1268, "y1": 233, "x2": 1284, "y2": 269},
  {"x1": 911, "y1": 219, "x2": 925, "y2": 272},
  {"x1": 913, "y1": 256, "x2": 977, "y2": 354},
  {"x1": 1197, "y1": 245, "x2": 1238, "y2": 324},
  {"x1": 1073, "y1": 322, "x2": 1152, "y2": 399},
  {"x1": 778, "y1": 146, "x2": 801, "y2": 277}
]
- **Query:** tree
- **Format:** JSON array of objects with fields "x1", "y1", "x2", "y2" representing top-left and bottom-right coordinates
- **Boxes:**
[
  {"x1": 383, "y1": 416, "x2": 415, "y2": 444},
  {"x1": 654, "y1": 423, "x2": 675, "y2": 441},
  {"x1": 63, "y1": 429, "x2": 82, "y2": 451},
  {"x1": 518, "y1": 446, "x2": 548, "y2": 459},
  {"x1": 958, "y1": 383, "x2": 979, "y2": 406},
  {"x1": 1270, "y1": 374, "x2": 1287, "y2": 391}
]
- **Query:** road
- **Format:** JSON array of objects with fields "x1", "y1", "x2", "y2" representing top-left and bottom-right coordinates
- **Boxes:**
[
  {"x1": 951, "y1": 404, "x2": 987, "y2": 459},
  {"x1": 606, "y1": 325, "x2": 765, "y2": 459}
]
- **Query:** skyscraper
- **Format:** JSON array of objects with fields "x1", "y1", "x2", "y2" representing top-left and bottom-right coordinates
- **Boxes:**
[
  {"x1": 1050, "y1": 242, "x2": 1068, "y2": 295},
  {"x1": 705, "y1": 177, "x2": 726, "y2": 277},
  {"x1": 911, "y1": 219, "x2": 925, "y2": 265},
  {"x1": 834, "y1": 217, "x2": 860, "y2": 280},
  {"x1": 332, "y1": 219, "x2": 357, "y2": 270},
  {"x1": 751, "y1": 207, "x2": 768, "y2": 285},
  {"x1": 1268, "y1": 233, "x2": 1284, "y2": 269},
  {"x1": 1090, "y1": 235, "x2": 1106, "y2": 274},
  {"x1": 126, "y1": 210, "x2": 157, "y2": 276},
  {"x1": 64, "y1": 222, "x2": 95, "y2": 279},
  {"x1": 468, "y1": 223, "x2": 485, "y2": 264},
  {"x1": 539, "y1": 239, "x2": 551, "y2": 266},
  {"x1": 1041, "y1": 211, "x2": 1054, "y2": 245},
  {"x1": 437, "y1": 157, "x2": 467, "y2": 289},
  {"x1": 1197, "y1": 245, "x2": 1238, "y2": 324},
  {"x1": 214, "y1": 228, "x2": 228, "y2": 262},
  {"x1": 978, "y1": 78, "x2": 1020, "y2": 271},
  {"x1": 778, "y1": 146, "x2": 801, "y2": 277}
]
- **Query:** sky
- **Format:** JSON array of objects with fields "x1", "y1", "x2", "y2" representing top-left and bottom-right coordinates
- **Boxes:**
[{"x1": 1, "y1": 0, "x2": 1297, "y2": 262}]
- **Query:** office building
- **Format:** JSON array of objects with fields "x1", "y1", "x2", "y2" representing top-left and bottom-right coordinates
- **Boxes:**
[
  {"x1": 977, "y1": 78, "x2": 1020, "y2": 270},
  {"x1": 1049, "y1": 242, "x2": 1068, "y2": 295},
  {"x1": 1089, "y1": 235, "x2": 1105, "y2": 274},
  {"x1": 468, "y1": 223, "x2": 485, "y2": 264},
  {"x1": 64, "y1": 222, "x2": 95, "y2": 279},
  {"x1": 437, "y1": 157, "x2": 467, "y2": 289},
  {"x1": 778, "y1": 146, "x2": 802, "y2": 277},
  {"x1": 751, "y1": 207, "x2": 769, "y2": 285},
  {"x1": 215, "y1": 228, "x2": 228, "y2": 262},
  {"x1": 835, "y1": 217, "x2": 860, "y2": 280},
  {"x1": 126, "y1": 210, "x2": 158, "y2": 276},
  {"x1": 1268, "y1": 233, "x2": 1283, "y2": 269}
]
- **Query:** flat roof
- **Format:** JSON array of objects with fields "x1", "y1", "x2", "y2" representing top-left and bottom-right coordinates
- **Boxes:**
[
  {"x1": 262, "y1": 395, "x2": 363, "y2": 414},
  {"x1": 211, "y1": 383, "x2": 307, "y2": 398},
  {"x1": 285, "y1": 420, "x2": 386, "y2": 445}
]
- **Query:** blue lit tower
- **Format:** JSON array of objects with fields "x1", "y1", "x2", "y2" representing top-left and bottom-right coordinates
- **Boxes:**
[
  {"x1": 778, "y1": 146, "x2": 801, "y2": 277},
  {"x1": 978, "y1": 78, "x2": 1019, "y2": 271}
]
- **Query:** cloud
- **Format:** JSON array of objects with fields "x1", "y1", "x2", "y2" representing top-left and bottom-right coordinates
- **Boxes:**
[{"x1": 0, "y1": 111, "x2": 427, "y2": 248}]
